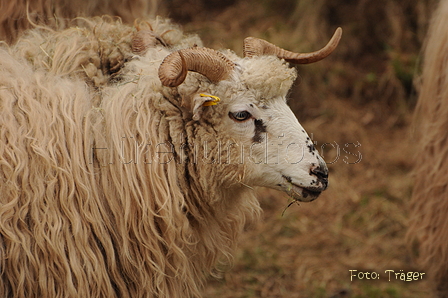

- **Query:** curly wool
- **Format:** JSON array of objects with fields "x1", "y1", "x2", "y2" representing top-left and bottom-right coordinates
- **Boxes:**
[
  {"x1": 11, "y1": 16, "x2": 201, "y2": 87},
  {"x1": 0, "y1": 0, "x2": 158, "y2": 43},
  {"x1": 239, "y1": 55, "x2": 297, "y2": 100},
  {"x1": 407, "y1": 0, "x2": 448, "y2": 296},
  {"x1": 206, "y1": 50, "x2": 297, "y2": 100},
  {"x1": 0, "y1": 17, "x2": 260, "y2": 298}
]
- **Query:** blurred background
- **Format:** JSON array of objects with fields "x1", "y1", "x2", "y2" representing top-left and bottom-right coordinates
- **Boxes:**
[{"x1": 1, "y1": 0, "x2": 439, "y2": 296}]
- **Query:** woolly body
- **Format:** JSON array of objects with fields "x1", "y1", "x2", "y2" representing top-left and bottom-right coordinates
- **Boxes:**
[
  {"x1": 408, "y1": 0, "x2": 448, "y2": 296},
  {"x1": 0, "y1": 17, "x2": 327, "y2": 297},
  {"x1": 0, "y1": 0, "x2": 156, "y2": 43}
]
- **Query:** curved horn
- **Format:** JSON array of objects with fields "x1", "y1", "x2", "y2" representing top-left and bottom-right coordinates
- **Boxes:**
[
  {"x1": 243, "y1": 27, "x2": 342, "y2": 64},
  {"x1": 132, "y1": 30, "x2": 157, "y2": 54},
  {"x1": 158, "y1": 47, "x2": 235, "y2": 87},
  {"x1": 132, "y1": 30, "x2": 168, "y2": 55}
]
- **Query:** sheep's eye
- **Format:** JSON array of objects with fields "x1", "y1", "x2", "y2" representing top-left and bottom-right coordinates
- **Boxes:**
[{"x1": 229, "y1": 111, "x2": 252, "y2": 122}]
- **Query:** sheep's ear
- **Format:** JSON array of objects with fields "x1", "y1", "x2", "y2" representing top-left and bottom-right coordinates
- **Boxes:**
[{"x1": 191, "y1": 93, "x2": 221, "y2": 121}]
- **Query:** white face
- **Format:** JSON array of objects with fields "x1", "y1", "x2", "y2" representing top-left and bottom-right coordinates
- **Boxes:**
[{"x1": 221, "y1": 94, "x2": 328, "y2": 202}]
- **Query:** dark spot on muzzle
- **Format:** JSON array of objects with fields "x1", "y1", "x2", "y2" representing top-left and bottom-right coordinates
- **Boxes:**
[
  {"x1": 253, "y1": 119, "x2": 267, "y2": 143},
  {"x1": 302, "y1": 188, "x2": 321, "y2": 200}
]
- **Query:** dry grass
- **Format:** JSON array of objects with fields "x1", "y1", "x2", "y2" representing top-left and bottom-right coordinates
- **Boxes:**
[{"x1": 158, "y1": 0, "x2": 439, "y2": 297}]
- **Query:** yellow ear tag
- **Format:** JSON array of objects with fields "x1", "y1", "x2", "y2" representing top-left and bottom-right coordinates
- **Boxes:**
[{"x1": 200, "y1": 93, "x2": 221, "y2": 106}]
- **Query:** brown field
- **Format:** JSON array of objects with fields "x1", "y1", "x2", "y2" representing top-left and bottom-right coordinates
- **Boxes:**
[{"x1": 160, "y1": 0, "x2": 439, "y2": 297}]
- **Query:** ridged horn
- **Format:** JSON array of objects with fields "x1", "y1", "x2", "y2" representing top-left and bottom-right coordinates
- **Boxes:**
[
  {"x1": 243, "y1": 27, "x2": 342, "y2": 64},
  {"x1": 158, "y1": 47, "x2": 235, "y2": 87},
  {"x1": 132, "y1": 30, "x2": 168, "y2": 55},
  {"x1": 132, "y1": 30, "x2": 158, "y2": 54}
]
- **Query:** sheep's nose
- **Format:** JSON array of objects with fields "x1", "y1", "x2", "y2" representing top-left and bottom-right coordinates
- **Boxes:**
[{"x1": 311, "y1": 160, "x2": 329, "y2": 190}]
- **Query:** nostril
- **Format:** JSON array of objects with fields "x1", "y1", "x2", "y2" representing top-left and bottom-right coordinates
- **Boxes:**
[
  {"x1": 310, "y1": 162, "x2": 329, "y2": 189},
  {"x1": 311, "y1": 167, "x2": 328, "y2": 180}
]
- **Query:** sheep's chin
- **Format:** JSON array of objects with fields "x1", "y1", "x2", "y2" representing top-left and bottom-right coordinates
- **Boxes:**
[{"x1": 283, "y1": 183, "x2": 322, "y2": 202}]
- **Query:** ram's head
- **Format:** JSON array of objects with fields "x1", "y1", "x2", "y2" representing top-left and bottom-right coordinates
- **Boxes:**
[{"x1": 156, "y1": 28, "x2": 342, "y2": 202}]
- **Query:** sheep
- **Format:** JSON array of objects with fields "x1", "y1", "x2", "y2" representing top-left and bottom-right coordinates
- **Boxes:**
[
  {"x1": 407, "y1": 0, "x2": 448, "y2": 296},
  {"x1": 0, "y1": 17, "x2": 341, "y2": 298}
]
